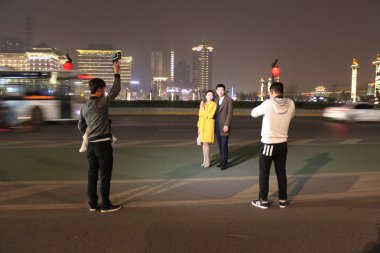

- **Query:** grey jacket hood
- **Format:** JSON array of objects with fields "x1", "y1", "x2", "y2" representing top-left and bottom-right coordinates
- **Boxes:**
[{"x1": 269, "y1": 97, "x2": 292, "y2": 114}]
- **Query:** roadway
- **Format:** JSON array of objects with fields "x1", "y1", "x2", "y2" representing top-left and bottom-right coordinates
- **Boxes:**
[{"x1": 0, "y1": 116, "x2": 379, "y2": 252}]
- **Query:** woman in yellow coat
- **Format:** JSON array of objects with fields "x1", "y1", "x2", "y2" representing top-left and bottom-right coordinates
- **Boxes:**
[{"x1": 197, "y1": 90, "x2": 217, "y2": 168}]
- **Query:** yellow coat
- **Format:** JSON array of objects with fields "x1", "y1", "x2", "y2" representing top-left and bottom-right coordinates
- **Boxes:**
[{"x1": 197, "y1": 101, "x2": 217, "y2": 143}]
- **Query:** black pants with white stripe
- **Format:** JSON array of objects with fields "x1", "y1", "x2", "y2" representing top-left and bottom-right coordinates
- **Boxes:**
[{"x1": 259, "y1": 141, "x2": 288, "y2": 200}]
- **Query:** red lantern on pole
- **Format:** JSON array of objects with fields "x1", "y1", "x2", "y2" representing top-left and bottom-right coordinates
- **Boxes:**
[
  {"x1": 271, "y1": 66, "x2": 281, "y2": 77},
  {"x1": 63, "y1": 53, "x2": 73, "y2": 70},
  {"x1": 63, "y1": 61, "x2": 73, "y2": 70}
]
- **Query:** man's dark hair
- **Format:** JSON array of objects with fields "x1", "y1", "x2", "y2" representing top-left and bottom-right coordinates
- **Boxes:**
[
  {"x1": 270, "y1": 82, "x2": 284, "y2": 94},
  {"x1": 216, "y1": 83, "x2": 225, "y2": 90},
  {"x1": 89, "y1": 78, "x2": 106, "y2": 94}
]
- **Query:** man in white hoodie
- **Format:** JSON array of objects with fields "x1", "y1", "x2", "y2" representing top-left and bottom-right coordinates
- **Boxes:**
[{"x1": 251, "y1": 82, "x2": 295, "y2": 209}]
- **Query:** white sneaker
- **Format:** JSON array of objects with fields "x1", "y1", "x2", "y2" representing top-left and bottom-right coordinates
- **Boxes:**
[
  {"x1": 251, "y1": 199, "x2": 268, "y2": 209},
  {"x1": 279, "y1": 199, "x2": 287, "y2": 208}
]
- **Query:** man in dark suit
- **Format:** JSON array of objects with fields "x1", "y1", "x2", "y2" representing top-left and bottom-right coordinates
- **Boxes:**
[{"x1": 214, "y1": 84, "x2": 234, "y2": 170}]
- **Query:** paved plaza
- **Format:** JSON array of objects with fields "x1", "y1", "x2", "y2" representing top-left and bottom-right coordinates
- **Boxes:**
[{"x1": 0, "y1": 116, "x2": 379, "y2": 252}]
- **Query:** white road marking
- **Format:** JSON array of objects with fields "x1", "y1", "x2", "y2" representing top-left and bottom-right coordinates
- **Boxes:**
[{"x1": 339, "y1": 138, "x2": 362, "y2": 144}]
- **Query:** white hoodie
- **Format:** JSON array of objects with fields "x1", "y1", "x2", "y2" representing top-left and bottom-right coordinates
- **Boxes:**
[{"x1": 251, "y1": 97, "x2": 295, "y2": 144}]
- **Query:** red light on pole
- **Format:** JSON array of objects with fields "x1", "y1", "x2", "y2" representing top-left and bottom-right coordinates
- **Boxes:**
[
  {"x1": 63, "y1": 61, "x2": 73, "y2": 70},
  {"x1": 271, "y1": 66, "x2": 281, "y2": 77},
  {"x1": 63, "y1": 53, "x2": 73, "y2": 70}
]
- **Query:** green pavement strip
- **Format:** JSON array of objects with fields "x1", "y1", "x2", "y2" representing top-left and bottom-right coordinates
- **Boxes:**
[{"x1": 0, "y1": 144, "x2": 379, "y2": 181}]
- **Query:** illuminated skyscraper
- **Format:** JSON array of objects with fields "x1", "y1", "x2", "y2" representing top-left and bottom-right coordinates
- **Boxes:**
[
  {"x1": 192, "y1": 41, "x2": 213, "y2": 95},
  {"x1": 373, "y1": 54, "x2": 380, "y2": 103},
  {"x1": 151, "y1": 50, "x2": 174, "y2": 99},
  {"x1": 76, "y1": 45, "x2": 132, "y2": 99}
]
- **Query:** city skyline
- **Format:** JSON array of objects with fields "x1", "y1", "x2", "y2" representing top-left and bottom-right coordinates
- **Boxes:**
[{"x1": 0, "y1": 0, "x2": 379, "y2": 92}]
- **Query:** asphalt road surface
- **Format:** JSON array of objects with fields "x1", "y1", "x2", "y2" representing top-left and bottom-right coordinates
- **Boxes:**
[{"x1": 0, "y1": 116, "x2": 379, "y2": 253}]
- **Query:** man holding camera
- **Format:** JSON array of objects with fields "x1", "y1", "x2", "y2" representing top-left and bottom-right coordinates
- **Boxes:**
[
  {"x1": 250, "y1": 82, "x2": 295, "y2": 209},
  {"x1": 78, "y1": 59, "x2": 121, "y2": 213}
]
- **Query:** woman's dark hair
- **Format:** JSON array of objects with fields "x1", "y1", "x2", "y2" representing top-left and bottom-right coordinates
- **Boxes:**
[
  {"x1": 205, "y1": 89, "x2": 214, "y2": 96},
  {"x1": 89, "y1": 78, "x2": 106, "y2": 94}
]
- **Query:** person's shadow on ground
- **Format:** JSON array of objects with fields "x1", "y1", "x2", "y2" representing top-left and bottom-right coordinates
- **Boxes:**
[
  {"x1": 210, "y1": 142, "x2": 260, "y2": 169},
  {"x1": 270, "y1": 152, "x2": 332, "y2": 203},
  {"x1": 288, "y1": 152, "x2": 332, "y2": 202},
  {"x1": 165, "y1": 162, "x2": 207, "y2": 179},
  {"x1": 362, "y1": 226, "x2": 380, "y2": 253}
]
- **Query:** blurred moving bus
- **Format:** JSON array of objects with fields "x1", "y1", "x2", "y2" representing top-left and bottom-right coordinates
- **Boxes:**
[{"x1": 0, "y1": 70, "x2": 91, "y2": 127}]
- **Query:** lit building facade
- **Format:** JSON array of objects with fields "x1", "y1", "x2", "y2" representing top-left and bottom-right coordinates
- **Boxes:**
[
  {"x1": 0, "y1": 44, "x2": 62, "y2": 71},
  {"x1": 76, "y1": 49, "x2": 132, "y2": 100},
  {"x1": 373, "y1": 54, "x2": 380, "y2": 103},
  {"x1": 0, "y1": 53, "x2": 28, "y2": 70},
  {"x1": 367, "y1": 82, "x2": 375, "y2": 96},
  {"x1": 192, "y1": 41, "x2": 213, "y2": 96},
  {"x1": 151, "y1": 50, "x2": 174, "y2": 99}
]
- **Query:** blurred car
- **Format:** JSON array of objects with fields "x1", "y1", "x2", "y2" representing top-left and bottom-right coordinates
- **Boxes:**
[{"x1": 323, "y1": 102, "x2": 380, "y2": 122}]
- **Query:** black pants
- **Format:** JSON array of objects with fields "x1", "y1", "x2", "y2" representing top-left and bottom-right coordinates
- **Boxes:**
[
  {"x1": 259, "y1": 141, "x2": 288, "y2": 200},
  {"x1": 87, "y1": 140, "x2": 113, "y2": 209},
  {"x1": 215, "y1": 122, "x2": 229, "y2": 166}
]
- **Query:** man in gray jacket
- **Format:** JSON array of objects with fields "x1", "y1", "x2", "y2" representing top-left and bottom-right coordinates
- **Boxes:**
[
  {"x1": 250, "y1": 82, "x2": 295, "y2": 209},
  {"x1": 78, "y1": 62, "x2": 121, "y2": 213}
]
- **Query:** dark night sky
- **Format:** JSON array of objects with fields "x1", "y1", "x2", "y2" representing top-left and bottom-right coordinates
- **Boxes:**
[{"x1": 1, "y1": 0, "x2": 379, "y2": 92}]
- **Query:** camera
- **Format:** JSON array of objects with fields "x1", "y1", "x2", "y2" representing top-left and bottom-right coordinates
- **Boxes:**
[{"x1": 111, "y1": 52, "x2": 122, "y2": 62}]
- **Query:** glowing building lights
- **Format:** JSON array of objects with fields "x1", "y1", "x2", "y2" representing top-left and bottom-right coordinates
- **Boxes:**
[
  {"x1": 373, "y1": 54, "x2": 380, "y2": 103},
  {"x1": 0, "y1": 51, "x2": 60, "y2": 71},
  {"x1": 192, "y1": 41, "x2": 213, "y2": 96},
  {"x1": 151, "y1": 50, "x2": 174, "y2": 99},
  {"x1": 76, "y1": 48, "x2": 132, "y2": 99}
]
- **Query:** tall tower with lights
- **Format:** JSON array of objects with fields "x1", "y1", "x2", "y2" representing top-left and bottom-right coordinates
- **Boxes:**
[
  {"x1": 151, "y1": 50, "x2": 174, "y2": 99},
  {"x1": 192, "y1": 41, "x2": 213, "y2": 96},
  {"x1": 350, "y1": 58, "x2": 359, "y2": 102},
  {"x1": 267, "y1": 77, "x2": 272, "y2": 96},
  {"x1": 259, "y1": 78, "x2": 265, "y2": 101},
  {"x1": 373, "y1": 54, "x2": 380, "y2": 104}
]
